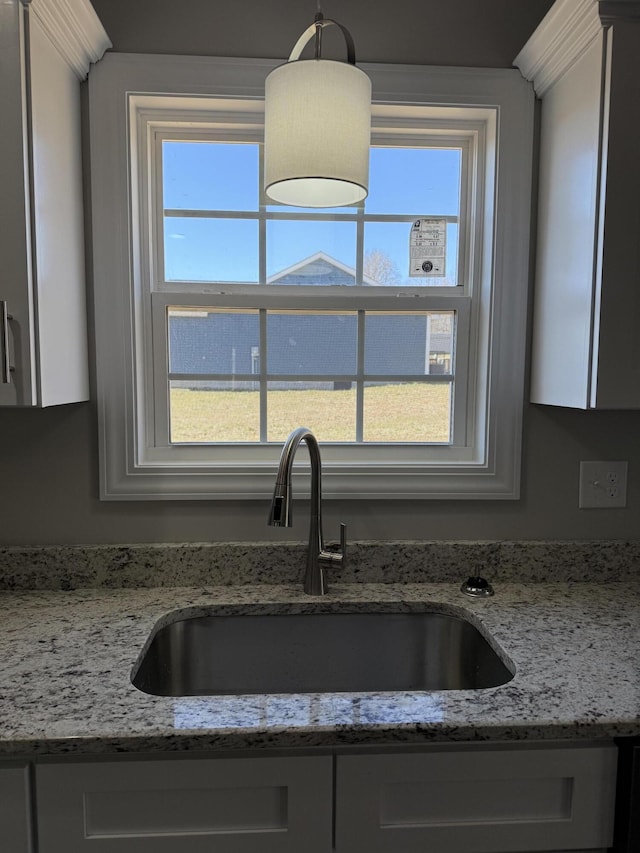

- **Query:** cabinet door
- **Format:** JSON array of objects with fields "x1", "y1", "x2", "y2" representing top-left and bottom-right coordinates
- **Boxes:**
[
  {"x1": 0, "y1": 762, "x2": 35, "y2": 852},
  {"x1": 524, "y1": 7, "x2": 640, "y2": 410},
  {"x1": 0, "y1": 0, "x2": 90, "y2": 407},
  {"x1": 335, "y1": 745, "x2": 617, "y2": 853},
  {"x1": 26, "y1": 6, "x2": 90, "y2": 406},
  {"x1": 589, "y1": 20, "x2": 640, "y2": 409},
  {"x1": 529, "y1": 30, "x2": 604, "y2": 409},
  {"x1": 36, "y1": 754, "x2": 333, "y2": 853},
  {"x1": 0, "y1": 0, "x2": 35, "y2": 406}
]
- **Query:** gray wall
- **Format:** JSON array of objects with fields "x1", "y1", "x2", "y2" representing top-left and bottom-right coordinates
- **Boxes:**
[
  {"x1": 4, "y1": 0, "x2": 640, "y2": 547},
  {"x1": 87, "y1": 0, "x2": 554, "y2": 68}
]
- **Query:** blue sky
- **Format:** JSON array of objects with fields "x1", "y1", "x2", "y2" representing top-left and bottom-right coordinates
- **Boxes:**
[{"x1": 162, "y1": 142, "x2": 461, "y2": 284}]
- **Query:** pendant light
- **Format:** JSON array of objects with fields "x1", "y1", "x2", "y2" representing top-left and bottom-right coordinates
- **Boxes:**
[{"x1": 264, "y1": 11, "x2": 372, "y2": 208}]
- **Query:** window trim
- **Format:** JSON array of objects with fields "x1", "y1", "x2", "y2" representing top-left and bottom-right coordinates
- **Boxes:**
[{"x1": 89, "y1": 54, "x2": 534, "y2": 500}]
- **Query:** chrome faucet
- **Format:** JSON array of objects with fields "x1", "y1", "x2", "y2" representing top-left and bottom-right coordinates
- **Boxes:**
[{"x1": 267, "y1": 426, "x2": 346, "y2": 595}]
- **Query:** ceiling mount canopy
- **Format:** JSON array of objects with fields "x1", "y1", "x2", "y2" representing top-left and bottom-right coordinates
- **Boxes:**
[{"x1": 264, "y1": 11, "x2": 372, "y2": 208}]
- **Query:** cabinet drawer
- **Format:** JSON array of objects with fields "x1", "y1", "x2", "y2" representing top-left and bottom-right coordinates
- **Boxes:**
[
  {"x1": 335, "y1": 745, "x2": 617, "y2": 853},
  {"x1": 36, "y1": 755, "x2": 332, "y2": 853},
  {"x1": 0, "y1": 762, "x2": 34, "y2": 852}
]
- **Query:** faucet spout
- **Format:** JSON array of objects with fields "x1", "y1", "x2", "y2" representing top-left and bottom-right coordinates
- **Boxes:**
[{"x1": 267, "y1": 427, "x2": 346, "y2": 595}]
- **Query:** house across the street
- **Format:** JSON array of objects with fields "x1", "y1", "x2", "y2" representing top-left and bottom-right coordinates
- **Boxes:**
[{"x1": 169, "y1": 253, "x2": 453, "y2": 389}]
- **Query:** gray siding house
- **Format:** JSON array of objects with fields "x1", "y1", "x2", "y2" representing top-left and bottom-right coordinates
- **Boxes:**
[{"x1": 169, "y1": 253, "x2": 453, "y2": 386}]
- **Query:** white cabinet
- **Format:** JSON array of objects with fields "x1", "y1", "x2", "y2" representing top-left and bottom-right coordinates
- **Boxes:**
[
  {"x1": 32, "y1": 742, "x2": 617, "y2": 853},
  {"x1": 0, "y1": 0, "x2": 109, "y2": 406},
  {"x1": 335, "y1": 744, "x2": 617, "y2": 853},
  {"x1": 0, "y1": 762, "x2": 34, "y2": 852},
  {"x1": 35, "y1": 754, "x2": 333, "y2": 853},
  {"x1": 515, "y1": 0, "x2": 640, "y2": 409}
]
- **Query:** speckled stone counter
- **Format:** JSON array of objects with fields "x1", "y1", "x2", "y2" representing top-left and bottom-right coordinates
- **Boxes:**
[
  {"x1": 0, "y1": 539, "x2": 639, "y2": 588},
  {"x1": 1, "y1": 580, "x2": 639, "y2": 756}
]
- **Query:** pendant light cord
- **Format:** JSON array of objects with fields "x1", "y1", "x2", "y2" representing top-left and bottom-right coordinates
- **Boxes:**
[
  {"x1": 314, "y1": 10, "x2": 323, "y2": 59},
  {"x1": 288, "y1": 10, "x2": 357, "y2": 65}
]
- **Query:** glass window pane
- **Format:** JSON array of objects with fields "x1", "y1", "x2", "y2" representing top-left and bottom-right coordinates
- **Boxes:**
[
  {"x1": 363, "y1": 382, "x2": 452, "y2": 442},
  {"x1": 267, "y1": 220, "x2": 357, "y2": 282},
  {"x1": 267, "y1": 312, "x2": 357, "y2": 375},
  {"x1": 267, "y1": 382, "x2": 356, "y2": 442},
  {"x1": 168, "y1": 308, "x2": 260, "y2": 375},
  {"x1": 364, "y1": 312, "x2": 455, "y2": 375},
  {"x1": 163, "y1": 142, "x2": 259, "y2": 211},
  {"x1": 364, "y1": 222, "x2": 459, "y2": 287},
  {"x1": 366, "y1": 147, "x2": 461, "y2": 215},
  {"x1": 170, "y1": 381, "x2": 260, "y2": 443},
  {"x1": 164, "y1": 217, "x2": 259, "y2": 282}
]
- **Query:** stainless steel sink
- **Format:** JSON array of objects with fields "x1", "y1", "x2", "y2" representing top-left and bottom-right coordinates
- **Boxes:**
[{"x1": 132, "y1": 610, "x2": 514, "y2": 696}]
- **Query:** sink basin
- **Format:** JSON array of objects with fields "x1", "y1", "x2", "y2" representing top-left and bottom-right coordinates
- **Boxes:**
[{"x1": 132, "y1": 610, "x2": 514, "y2": 696}]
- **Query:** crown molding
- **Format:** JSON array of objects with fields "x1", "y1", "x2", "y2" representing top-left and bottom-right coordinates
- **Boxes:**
[
  {"x1": 515, "y1": 0, "x2": 640, "y2": 95},
  {"x1": 514, "y1": 0, "x2": 602, "y2": 95},
  {"x1": 23, "y1": 0, "x2": 111, "y2": 80}
]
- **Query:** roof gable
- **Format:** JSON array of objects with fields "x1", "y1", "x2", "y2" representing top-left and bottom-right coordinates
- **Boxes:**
[{"x1": 268, "y1": 251, "x2": 379, "y2": 286}]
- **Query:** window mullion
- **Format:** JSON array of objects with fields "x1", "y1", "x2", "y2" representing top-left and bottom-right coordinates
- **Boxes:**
[
  {"x1": 356, "y1": 311, "x2": 365, "y2": 442},
  {"x1": 259, "y1": 309, "x2": 268, "y2": 442},
  {"x1": 355, "y1": 205, "x2": 365, "y2": 285},
  {"x1": 258, "y1": 145, "x2": 267, "y2": 285},
  {"x1": 259, "y1": 147, "x2": 268, "y2": 442},
  {"x1": 259, "y1": 216, "x2": 267, "y2": 284}
]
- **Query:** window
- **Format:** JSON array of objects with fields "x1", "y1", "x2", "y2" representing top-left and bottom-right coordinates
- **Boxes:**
[
  {"x1": 89, "y1": 56, "x2": 533, "y2": 500},
  {"x1": 160, "y1": 136, "x2": 464, "y2": 447}
]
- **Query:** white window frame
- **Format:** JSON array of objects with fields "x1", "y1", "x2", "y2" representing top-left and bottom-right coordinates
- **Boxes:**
[
  {"x1": 151, "y1": 121, "x2": 472, "y2": 451},
  {"x1": 89, "y1": 54, "x2": 534, "y2": 500}
]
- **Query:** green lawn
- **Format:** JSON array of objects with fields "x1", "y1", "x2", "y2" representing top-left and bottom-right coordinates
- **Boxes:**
[{"x1": 170, "y1": 384, "x2": 451, "y2": 443}]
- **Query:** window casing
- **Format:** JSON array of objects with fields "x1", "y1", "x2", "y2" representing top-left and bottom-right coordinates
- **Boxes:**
[{"x1": 89, "y1": 55, "x2": 534, "y2": 500}]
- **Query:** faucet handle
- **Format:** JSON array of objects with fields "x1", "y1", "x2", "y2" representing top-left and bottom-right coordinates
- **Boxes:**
[
  {"x1": 322, "y1": 522, "x2": 347, "y2": 567},
  {"x1": 339, "y1": 521, "x2": 347, "y2": 563}
]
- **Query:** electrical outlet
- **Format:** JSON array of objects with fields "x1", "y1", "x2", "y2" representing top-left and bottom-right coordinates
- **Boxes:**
[{"x1": 579, "y1": 461, "x2": 628, "y2": 508}]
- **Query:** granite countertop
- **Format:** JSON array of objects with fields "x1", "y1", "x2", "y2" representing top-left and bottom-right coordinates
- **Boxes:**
[{"x1": 1, "y1": 579, "x2": 639, "y2": 756}]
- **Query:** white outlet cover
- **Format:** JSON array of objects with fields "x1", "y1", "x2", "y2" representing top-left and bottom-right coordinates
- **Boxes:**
[{"x1": 579, "y1": 461, "x2": 628, "y2": 509}]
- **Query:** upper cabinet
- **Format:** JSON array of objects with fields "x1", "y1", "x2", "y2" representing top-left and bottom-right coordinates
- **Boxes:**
[
  {"x1": 515, "y1": 0, "x2": 640, "y2": 409},
  {"x1": 0, "y1": 0, "x2": 110, "y2": 406}
]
